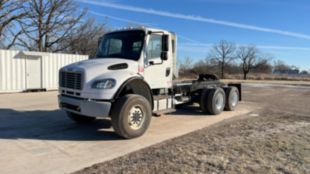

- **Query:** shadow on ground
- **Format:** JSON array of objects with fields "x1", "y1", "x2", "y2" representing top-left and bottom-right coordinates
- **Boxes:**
[
  {"x1": 0, "y1": 104, "x2": 215, "y2": 141},
  {"x1": 0, "y1": 108, "x2": 121, "y2": 141},
  {"x1": 171, "y1": 104, "x2": 208, "y2": 116}
]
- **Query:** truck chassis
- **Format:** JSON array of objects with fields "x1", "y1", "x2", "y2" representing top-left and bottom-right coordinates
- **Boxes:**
[{"x1": 60, "y1": 74, "x2": 241, "y2": 139}]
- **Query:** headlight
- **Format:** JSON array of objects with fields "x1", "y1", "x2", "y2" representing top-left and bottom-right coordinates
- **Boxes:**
[{"x1": 92, "y1": 79, "x2": 116, "y2": 89}]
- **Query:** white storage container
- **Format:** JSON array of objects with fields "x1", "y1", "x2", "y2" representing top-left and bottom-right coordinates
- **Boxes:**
[{"x1": 0, "y1": 49, "x2": 88, "y2": 93}]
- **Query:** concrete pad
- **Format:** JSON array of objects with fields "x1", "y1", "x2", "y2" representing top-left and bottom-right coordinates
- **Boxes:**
[{"x1": 0, "y1": 92, "x2": 255, "y2": 174}]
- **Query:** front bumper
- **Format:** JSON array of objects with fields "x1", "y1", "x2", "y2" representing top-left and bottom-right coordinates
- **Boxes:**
[{"x1": 58, "y1": 95, "x2": 111, "y2": 117}]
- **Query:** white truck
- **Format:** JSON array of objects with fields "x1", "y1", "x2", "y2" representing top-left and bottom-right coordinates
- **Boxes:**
[{"x1": 58, "y1": 27, "x2": 241, "y2": 139}]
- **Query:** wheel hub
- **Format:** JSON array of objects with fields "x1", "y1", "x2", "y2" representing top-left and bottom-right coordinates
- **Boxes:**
[
  {"x1": 215, "y1": 93, "x2": 224, "y2": 110},
  {"x1": 231, "y1": 92, "x2": 238, "y2": 107},
  {"x1": 128, "y1": 105, "x2": 144, "y2": 130}
]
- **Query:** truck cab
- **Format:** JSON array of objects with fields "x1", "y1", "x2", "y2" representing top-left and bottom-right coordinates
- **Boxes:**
[{"x1": 58, "y1": 27, "x2": 240, "y2": 139}]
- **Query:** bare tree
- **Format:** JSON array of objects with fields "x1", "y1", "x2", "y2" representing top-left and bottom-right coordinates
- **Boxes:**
[
  {"x1": 62, "y1": 18, "x2": 106, "y2": 57},
  {"x1": 17, "y1": 0, "x2": 86, "y2": 52},
  {"x1": 300, "y1": 70, "x2": 308, "y2": 75},
  {"x1": 236, "y1": 45, "x2": 258, "y2": 80},
  {"x1": 253, "y1": 53, "x2": 273, "y2": 74},
  {"x1": 209, "y1": 40, "x2": 236, "y2": 79},
  {"x1": 178, "y1": 57, "x2": 193, "y2": 78},
  {"x1": 273, "y1": 60, "x2": 291, "y2": 71},
  {"x1": 0, "y1": 0, "x2": 27, "y2": 48},
  {"x1": 179, "y1": 57, "x2": 192, "y2": 70},
  {"x1": 253, "y1": 59, "x2": 272, "y2": 74},
  {"x1": 237, "y1": 46, "x2": 273, "y2": 79}
]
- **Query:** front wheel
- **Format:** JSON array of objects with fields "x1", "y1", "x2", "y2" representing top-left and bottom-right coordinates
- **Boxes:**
[
  {"x1": 66, "y1": 112, "x2": 96, "y2": 124},
  {"x1": 111, "y1": 94, "x2": 152, "y2": 139}
]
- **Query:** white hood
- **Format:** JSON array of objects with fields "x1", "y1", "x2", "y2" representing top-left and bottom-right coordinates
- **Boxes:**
[{"x1": 61, "y1": 58, "x2": 139, "y2": 80}]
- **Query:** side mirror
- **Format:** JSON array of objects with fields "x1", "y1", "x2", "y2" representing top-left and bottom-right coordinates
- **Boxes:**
[
  {"x1": 162, "y1": 34, "x2": 169, "y2": 52},
  {"x1": 161, "y1": 51, "x2": 168, "y2": 61},
  {"x1": 161, "y1": 35, "x2": 169, "y2": 61}
]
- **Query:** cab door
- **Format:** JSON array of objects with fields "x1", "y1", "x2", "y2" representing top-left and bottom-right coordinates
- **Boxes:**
[{"x1": 143, "y1": 33, "x2": 173, "y2": 89}]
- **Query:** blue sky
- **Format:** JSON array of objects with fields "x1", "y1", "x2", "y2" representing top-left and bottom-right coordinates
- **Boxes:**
[{"x1": 77, "y1": 0, "x2": 310, "y2": 70}]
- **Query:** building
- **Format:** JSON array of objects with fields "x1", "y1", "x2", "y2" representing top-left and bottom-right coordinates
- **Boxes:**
[
  {"x1": 273, "y1": 69, "x2": 300, "y2": 76},
  {"x1": 0, "y1": 49, "x2": 88, "y2": 93}
]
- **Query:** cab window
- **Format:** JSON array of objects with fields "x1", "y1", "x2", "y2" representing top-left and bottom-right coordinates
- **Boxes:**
[
  {"x1": 108, "y1": 39, "x2": 122, "y2": 55},
  {"x1": 96, "y1": 30, "x2": 145, "y2": 61},
  {"x1": 147, "y1": 34, "x2": 162, "y2": 60}
]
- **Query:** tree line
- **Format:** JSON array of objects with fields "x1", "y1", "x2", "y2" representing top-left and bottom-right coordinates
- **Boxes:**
[
  {"x1": 0, "y1": 0, "x2": 105, "y2": 57},
  {"x1": 179, "y1": 40, "x2": 309, "y2": 80}
]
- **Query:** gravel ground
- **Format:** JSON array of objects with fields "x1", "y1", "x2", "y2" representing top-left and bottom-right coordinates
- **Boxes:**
[{"x1": 74, "y1": 84, "x2": 310, "y2": 174}]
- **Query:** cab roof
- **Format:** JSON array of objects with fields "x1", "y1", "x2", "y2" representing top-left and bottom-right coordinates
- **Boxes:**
[{"x1": 106, "y1": 26, "x2": 175, "y2": 36}]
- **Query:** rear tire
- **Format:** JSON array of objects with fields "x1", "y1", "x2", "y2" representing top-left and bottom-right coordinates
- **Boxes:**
[
  {"x1": 200, "y1": 88, "x2": 226, "y2": 115},
  {"x1": 199, "y1": 89, "x2": 210, "y2": 113},
  {"x1": 66, "y1": 112, "x2": 95, "y2": 124},
  {"x1": 111, "y1": 94, "x2": 152, "y2": 139},
  {"x1": 225, "y1": 87, "x2": 239, "y2": 111}
]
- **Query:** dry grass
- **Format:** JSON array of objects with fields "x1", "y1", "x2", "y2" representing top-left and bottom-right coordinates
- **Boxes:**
[
  {"x1": 226, "y1": 73, "x2": 310, "y2": 82},
  {"x1": 74, "y1": 113, "x2": 310, "y2": 174},
  {"x1": 177, "y1": 73, "x2": 310, "y2": 86},
  {"x1": 178, "y1": 73, "x2": 310, "y2": 82}
]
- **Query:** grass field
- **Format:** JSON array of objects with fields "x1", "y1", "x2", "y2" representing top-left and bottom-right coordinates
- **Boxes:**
[
  {"x1": 178, "y1": 73, "x2": 310, "y2": 83},
  {"x1": 226, "y1": 73, "x2": 310, "y2": 82},
  {"x1": 222, "y1": 79, "x2": 310, "y2": 86}
]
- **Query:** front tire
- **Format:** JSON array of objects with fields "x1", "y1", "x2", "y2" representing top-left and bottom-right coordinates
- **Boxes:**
[
  {"x1": 111, "y1": 94, "x2": 152, "y2": 139},
  {"x1": 66, "y1": 112, "x2": 96, "y2": 124}
]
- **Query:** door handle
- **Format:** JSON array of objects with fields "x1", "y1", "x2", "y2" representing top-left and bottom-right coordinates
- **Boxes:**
[{"x1": 166, "y1": 67, "x2": 171, "y2": 77}]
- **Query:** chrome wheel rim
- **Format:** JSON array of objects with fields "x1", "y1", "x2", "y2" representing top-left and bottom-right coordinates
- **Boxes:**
[
  {"x1": 215, "y1": 93, "x2": 224, "y2": 110},
  {"x1": 128, "y1": 105, "x2": 145, "y2": 130},
  {"x1": 231, "y1": 92, "x2": 239, "y2": 107}
]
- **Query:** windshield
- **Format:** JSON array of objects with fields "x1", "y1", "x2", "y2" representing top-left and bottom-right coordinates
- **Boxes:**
[{"x1": 96, "y1": 30, "x2": 145, "y2": 61}]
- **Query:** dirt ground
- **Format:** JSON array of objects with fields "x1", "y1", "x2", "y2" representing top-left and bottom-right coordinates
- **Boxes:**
[{"x1": 75, "y1": 84, "x2": 310, "y2": 174}]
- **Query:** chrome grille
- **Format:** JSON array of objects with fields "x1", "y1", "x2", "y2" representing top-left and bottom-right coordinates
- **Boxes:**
[{"x1": 60, "y1": 71, "x2": 83, "y2": 90}]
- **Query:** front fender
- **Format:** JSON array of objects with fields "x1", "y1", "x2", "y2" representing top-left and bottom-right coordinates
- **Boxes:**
[{"x1": 113, "y1": 77, "x2": 153, "y2": 109}]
